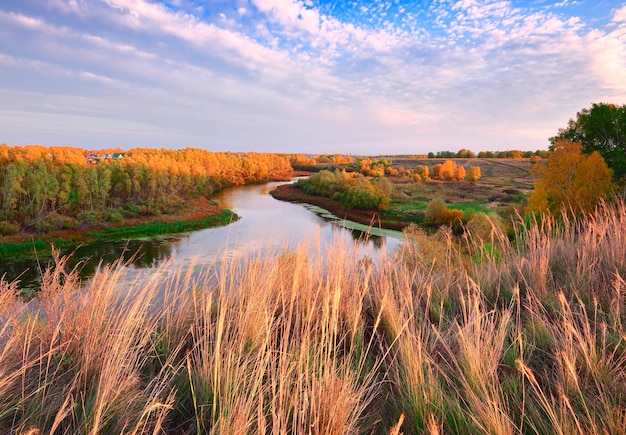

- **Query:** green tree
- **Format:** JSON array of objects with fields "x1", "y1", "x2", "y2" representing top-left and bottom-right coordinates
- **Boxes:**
[
  {"x1": 550, "y1": 103, "x2": 626, "y2": 185},
  {"x1": 528, "y1": 140, "x2": 614, "y2": 217}
]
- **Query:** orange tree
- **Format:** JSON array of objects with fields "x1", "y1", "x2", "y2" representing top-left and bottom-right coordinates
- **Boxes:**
[
  {"x1": 528, "y1": 139, "x2": 614, "y2": 216},
  {"x1": 550, "y1": 103, "x2": 626, "y2": 185}
]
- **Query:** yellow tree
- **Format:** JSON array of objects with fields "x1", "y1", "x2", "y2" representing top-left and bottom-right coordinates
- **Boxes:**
[
  {"x1": 433, "y1": 160, "x2": 458, "y2": 180},
  {"x1": 528, "y1": 140, "x2": 614, "y2": 216},
  {"x1": 455, "y1": 165, "x2": 466, "y2": 180},
  {"x1": 465, "y1": 166, "x2": 481, "y2": 182}
]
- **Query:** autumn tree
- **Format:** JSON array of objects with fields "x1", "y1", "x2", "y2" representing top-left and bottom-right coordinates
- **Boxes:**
[
  {"x1": 432, "y1": 160, "x2": 457, "y2": 180},
  {"x1": 289, "y1": 154, "x2": 316, "y2": 169},
  {"x1": 456, "y1": 148, "x2": 475, "y2": 158},
  {"x1": 465, "y1": 166, "x2": 481, "y2": 182},
  {"x1": 0, "y1": 145, "x2": 293, "y2": 230},
  {"x1": 455, "y1": 165, "x2": 466, "y2": 180},
  {"x1": 528, "y1": 139, "x2": 614, "y2": 216},
  {"x1": 413, "y1": 165, "x2": 429, "y2": 181},
  {"x1": 550, "y1": 103, "x2": 626, "y2": 184}
]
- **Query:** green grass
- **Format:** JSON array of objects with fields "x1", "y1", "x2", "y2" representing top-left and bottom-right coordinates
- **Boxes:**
[
  {"x1": 445, "y1": 201, "x2": 488, "y2": 212},
  {"x1": 0, "y1": 239, "x2": 47, "y2": 258},
  {"x1": 85, "y1": 209, "x2": 238, "y2": 241},
  {"x1": 381, "y1": 200, "x2": 428, "y2": 225},
  {"x1": 383, "y1": 199, "x2": 487, "y2": 226},
  {"x1": 0, "y1": 209, "x2": 238, "y2": 259}
]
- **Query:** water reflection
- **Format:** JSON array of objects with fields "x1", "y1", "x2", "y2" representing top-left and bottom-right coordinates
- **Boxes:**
[
  {"x1": 349, "y1": 229, "x2": 385, "y2": 249},
  {"x1": 0, "y1": 180, "x2": 404, "y2": 290}
]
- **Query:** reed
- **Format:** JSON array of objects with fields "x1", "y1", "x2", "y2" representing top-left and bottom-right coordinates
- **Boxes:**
[{"x1": 0, "y1": 201, "x2": 625, "y2": 433}]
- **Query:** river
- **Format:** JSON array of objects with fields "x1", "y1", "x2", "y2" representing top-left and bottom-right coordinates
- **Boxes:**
[{"x1": 0, "y1": 180, "x2": 405, "y2": 290}]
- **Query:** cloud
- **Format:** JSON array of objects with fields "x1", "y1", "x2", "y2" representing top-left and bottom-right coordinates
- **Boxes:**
[
  {"x1": 612, "y1": 5, "x2": 626, "y2": 24},
  {"x1": 0, "y1": 0, "x2": 624, "y2": 152}
]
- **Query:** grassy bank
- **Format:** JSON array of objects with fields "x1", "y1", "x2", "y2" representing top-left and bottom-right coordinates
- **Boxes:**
[
  {"x1": 0, "y1": 201, "x2": 625, "y2": 433},
  {"x1": 270, "y1": 184, "x2": 406, "y2": 230},
  {"x1": 0, "y1": 209, "x2": 238, "y2": 259}
]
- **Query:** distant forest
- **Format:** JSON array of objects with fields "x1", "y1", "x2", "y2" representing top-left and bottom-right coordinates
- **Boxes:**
[{"x1": 0, "y1": 145, "x2": 292, "y2": 234}]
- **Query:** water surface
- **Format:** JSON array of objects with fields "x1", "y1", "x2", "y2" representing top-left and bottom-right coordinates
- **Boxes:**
[{"x1": 0, "y1": 180, "x2": 404, "y2": 289}]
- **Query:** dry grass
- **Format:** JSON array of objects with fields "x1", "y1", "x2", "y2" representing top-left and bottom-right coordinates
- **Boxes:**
[{"x1": 1, "y1": 201, "x2": 626, "y2": 433}]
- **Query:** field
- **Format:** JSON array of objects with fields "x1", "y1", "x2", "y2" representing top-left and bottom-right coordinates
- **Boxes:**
[
  {"x1": 384, "y1": 158, "x2": 534, "y2": 223},
  {"x1": 1, "y1": 200, "x2": 625, "y2": 433}
]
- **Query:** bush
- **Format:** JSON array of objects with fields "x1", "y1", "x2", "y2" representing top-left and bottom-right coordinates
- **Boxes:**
[
  {"x1": 298, "y1": 170, "x2": 391, "y2": 211},
  {"x1": 339, "y1": 185, "x2": 390, "y2": 211},
  {"x1": 32, "y1": 213, "x2": 78, "y2": 232},
  {"x1": 0, "y1": 220, "x2": 19, "y2": 236},
  {"x1": 433, "y1": 160, "x2": 458, "y2": 180},
  {"x1": 378, "y1": 177, "x2": 393, "y2": 196},
  {"x1": 425, "y1": 198, "x2": 463, "y2": 226},
  {"x1": 78, "y1": 210, "x2": 102, "y2": 225},
  {"x1": 414, "y1": 165, "x2": 429, "y2": 180},
  {"x1": 466, "y1": 212, "x2": 506, "y2": 245},
  {"x1": 299, "y1": 170, "x2": 341, "y2": 197},
  {"x1": 455, "y1": 165, "x2": 466, "y2": 180},
  {"x1": 105, "y1": 209, "x2": 124, "y2": 223},
  {"x1": 121, "y1": 202, "x2": 142, "y2": 218},
  {"x1": 401, "y1": 223, "x2": 459, "y2": 270},
  {"x1": 465, "y1": 166, "x2": 482, "y2": 182}
]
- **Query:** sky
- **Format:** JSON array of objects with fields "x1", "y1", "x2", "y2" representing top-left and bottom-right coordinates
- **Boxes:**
[{"x1": 0, "y1": 0, "x2": 625, "y2": 154}]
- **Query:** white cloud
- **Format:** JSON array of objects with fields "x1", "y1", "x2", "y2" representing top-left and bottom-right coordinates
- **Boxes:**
[
  {"x1": 612, "y1": 6, "x2": 626, "y2": 24},
  {"x1": 0, "y1": 0, "x2": 624, "y2": 152}
]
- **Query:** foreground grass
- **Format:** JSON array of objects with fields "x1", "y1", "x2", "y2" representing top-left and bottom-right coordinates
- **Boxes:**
[{"x1": 0, "y1": 202, "x2": 625, "y2": 433}]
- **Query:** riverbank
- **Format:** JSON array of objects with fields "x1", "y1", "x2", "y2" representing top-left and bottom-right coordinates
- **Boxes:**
[
  {"x1": 0, "y1": 196, "x2": 238, "y2": 259},
  {"x1": 270, "y1": 184, "x2": 407, "y2": 231}
]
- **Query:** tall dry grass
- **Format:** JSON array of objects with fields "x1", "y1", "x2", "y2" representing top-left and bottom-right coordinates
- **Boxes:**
[{"x1": 0, "y1": 201, "x2": 625, "y2": 434}]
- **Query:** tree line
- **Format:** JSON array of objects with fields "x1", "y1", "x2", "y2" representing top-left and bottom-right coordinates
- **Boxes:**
[
  {"x1": 428, "y1": 149, "x2": 549, "y2": 159},
  {"x1": 0, "y1": 145, "x2": 292, "y2": 234}
]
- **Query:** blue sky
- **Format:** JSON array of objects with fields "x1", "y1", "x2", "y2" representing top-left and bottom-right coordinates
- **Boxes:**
[{"x1": 0, "y1": 0, "x2": 624, "y2": 154}]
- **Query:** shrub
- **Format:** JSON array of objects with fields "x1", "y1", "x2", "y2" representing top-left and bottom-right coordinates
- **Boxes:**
[
  {"x1": 466, "y1": 212, "x2": 506, "y2": 245},
  {"x1": 378, "y1": 177, "x2": 393, "y2": 196},
  {"x1": 0, "y1": 221, "x2": 19, "y2": 236},
  {"x1": 32, "y1": 213, "x2": 77, "y2": 232},
  {"x1": 339, "y1": 185, "x2": 390, "y2": 211},
  {"x1": 121, "y1": 202, "x2": 142, "y2": 218},
  {"x1": 455, "y1": 166, "x2": 466, "y2": 180},
  {"x1": 528, "y1": 140, "x2": 614, "y2": 216},
  {"x1": 78, "y1": 210, "x2": 102, "y2": 225},
  {"x1": 414, "y1": 165, "x2": 429, "y2": 180},
  {"x1": 298, "y1": 170, "x2": 391, "y2": 211},
  {"x1": 436, "y1": 160, "x2": 458, "y2": 180},
  {"x1": 299, "y1": 170, "x2": 341, "y2": 197},
  {"x1": 465, "y1": 166, "x2": 481, "y2": 182},
  {"x1": 105, "y1": 209, "x2": 124, "y2": 223},
  {"x1": 425, "y1": 198, "x2": 463, "y2": 226}
]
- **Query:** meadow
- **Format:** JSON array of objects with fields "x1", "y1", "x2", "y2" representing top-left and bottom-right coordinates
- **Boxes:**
[
  {"x1": 0, "y1": 198, "x2": 625, "y2": 434},
  {"x1": 385, "y1": 157, "x2": 534, "y2": 222}
]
